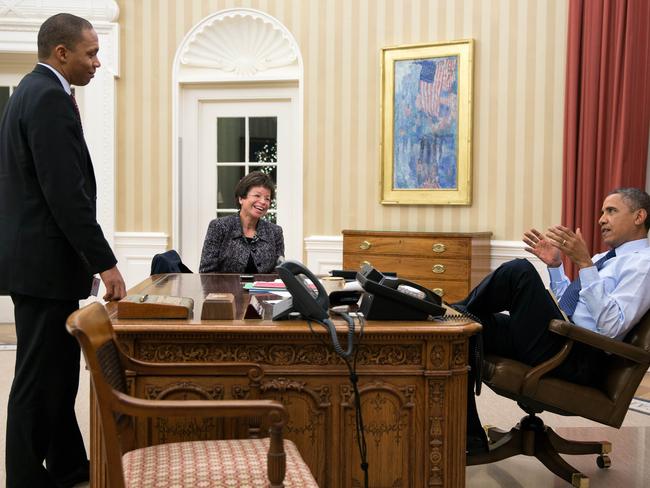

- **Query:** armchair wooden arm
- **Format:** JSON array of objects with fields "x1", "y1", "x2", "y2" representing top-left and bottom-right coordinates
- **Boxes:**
[
  {"x1": 520, "y1": 340, "x2": 573, "y2": 397},
  {"x1": 111, "y1": 392, "x2": 287, "y2": 423},
  {"x1": 549, "y1": 319, "x2": 650, "y2": 363},
  {"x1": 473, "y1": 309, "x2": 650, "y2": 486},
  {"x1": 66, "y1": 302, "x2": 318, "y2": 488},
  {"x1": 520, "y1": 318, "x2": 650, "y2": 397},
  {"x1": 122, "y1": 355, "x2": 264, "y2": 379}
]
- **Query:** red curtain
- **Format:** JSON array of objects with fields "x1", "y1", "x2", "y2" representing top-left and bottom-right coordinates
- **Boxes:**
[{"x1": 562, "y1": 0, "x2": 650, "y2": 277}]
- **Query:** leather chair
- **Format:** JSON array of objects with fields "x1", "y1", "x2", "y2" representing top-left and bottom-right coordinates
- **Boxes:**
[
  {"x1": 150, "y1": 249, "x2": 193, "y2": 274},
  {"x1": 467, "y1": 309, "x2": 650, "y2": 487},
  {"x1": 66, "y1": 302, "x2": 318, "y2": 488}
]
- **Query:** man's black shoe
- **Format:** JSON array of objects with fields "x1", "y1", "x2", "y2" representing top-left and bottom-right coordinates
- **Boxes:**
[{"x1": 55, "y1": 464, "x2": 90, "y2": 488}]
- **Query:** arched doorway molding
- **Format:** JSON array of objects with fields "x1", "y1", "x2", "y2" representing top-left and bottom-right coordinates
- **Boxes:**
[{"x1": 172, "y1": 8, "x2": 304, "y2": 266}]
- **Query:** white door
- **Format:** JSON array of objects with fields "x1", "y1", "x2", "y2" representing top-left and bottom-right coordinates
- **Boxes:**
[{"x1": 179, "y1": 85, "x2": 300, "y2": 271}]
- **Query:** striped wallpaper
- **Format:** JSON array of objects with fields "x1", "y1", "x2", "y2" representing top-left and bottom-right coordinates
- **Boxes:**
[{"x1": 115, "y1": 0, "x2": 568, "y2": 242}]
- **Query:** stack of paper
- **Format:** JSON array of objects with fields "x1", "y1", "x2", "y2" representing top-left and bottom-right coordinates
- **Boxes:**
[{"x1": 243, "y1": 280, "x2": 287, "y2": 293}]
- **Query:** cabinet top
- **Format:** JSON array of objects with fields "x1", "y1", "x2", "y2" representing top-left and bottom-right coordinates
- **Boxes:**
[{"x1": 342, "y1": 229, "x2": 492, "y2": 238}]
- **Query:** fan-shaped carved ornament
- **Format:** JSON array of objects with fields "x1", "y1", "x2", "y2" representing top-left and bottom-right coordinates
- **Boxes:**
[{"x1": 180, "y1": 11, "x2": 298, "y2": 76}]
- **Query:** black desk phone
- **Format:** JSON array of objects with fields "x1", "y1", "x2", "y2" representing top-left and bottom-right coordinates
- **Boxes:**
[
  {"x1": 273, "y1": 260, "x2": 329, "y2": 321},
  {"x1": 275, "y1": 261, "x2": 369, "y2": 483},
  {"x1": 356, "y1": 264, "x2": 446, "y2": 320}
]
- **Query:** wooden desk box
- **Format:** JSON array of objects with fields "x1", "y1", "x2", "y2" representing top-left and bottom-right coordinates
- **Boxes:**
[{"x1": 342, "y1": 230, "x2": 492, "y2": 302}]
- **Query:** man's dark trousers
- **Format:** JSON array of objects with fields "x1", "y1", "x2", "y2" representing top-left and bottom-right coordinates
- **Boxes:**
[
  {"x1": 6, "y1": 294, "x2": 88, "y2": 487},
  {"x1": 459, "y1": 259, "x2": 604, "y2": 439}
]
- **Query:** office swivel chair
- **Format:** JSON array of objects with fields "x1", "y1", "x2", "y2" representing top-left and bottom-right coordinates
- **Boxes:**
[
  {"x1": 467, "y1": 309, "x2": 650, "y2": 487},
  {"x1": 66, "y1": 302, "x2": 318, "y2": 488}
]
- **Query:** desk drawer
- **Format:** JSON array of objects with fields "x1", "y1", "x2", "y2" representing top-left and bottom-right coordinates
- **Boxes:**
[
  {"x1": 343, "y1": 254, "x2": 469, "y2": 281},
  {"x1": 343, "y1": 235, "x2": 469, "y2": 259}
]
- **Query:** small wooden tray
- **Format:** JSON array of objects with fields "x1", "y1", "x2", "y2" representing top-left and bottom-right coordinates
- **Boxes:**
[{"x1": 117, "y1": 294, "x2": 193, "y2": 319}]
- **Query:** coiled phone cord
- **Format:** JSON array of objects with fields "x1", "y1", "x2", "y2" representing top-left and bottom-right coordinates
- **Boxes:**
[{"x1": 306, "y1": 311, "x2": 369, "y2": 488}]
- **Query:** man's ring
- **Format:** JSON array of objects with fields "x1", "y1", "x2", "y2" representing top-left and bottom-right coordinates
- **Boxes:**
[{"x1": 562, "y1": 239, "x2": 567, "y2": 246}]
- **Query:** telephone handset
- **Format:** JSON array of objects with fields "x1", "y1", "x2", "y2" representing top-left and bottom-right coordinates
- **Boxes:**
[
  {"x1": 274, "y1": 260, "x2": 330, "y2": 321},
  {"x1": 356, "y1": 264, "x2": 446, "y2": 320}
]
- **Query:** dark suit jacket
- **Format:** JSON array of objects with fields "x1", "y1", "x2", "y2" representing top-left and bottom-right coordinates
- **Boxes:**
[
  {"x1": 199, "y1": 214, "x2": 284, "y2": 273},
  {"x1": 0, "y1": 64, "x2": 116, "y2": 300}
]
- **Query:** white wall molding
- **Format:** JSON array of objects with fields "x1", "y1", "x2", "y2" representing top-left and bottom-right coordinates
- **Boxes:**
[
  {"x1": 114, "y1": 232, "x2": 169, "y2": 289},
  {"x1": 304, "y1": 235, "x2": 344, "y2": 275},
  {"x1": 0, "y1": 1, "x2": 118, "y2": 22},
  {"x1": 304, "y1": 235, "x2": 549, "y2": 285},
  {"x1": 490, "y1": 239, "x2": 549, "y2": 286},
  {"x1": 179, "y1": 9, "x2": 299, "y2": 78}
]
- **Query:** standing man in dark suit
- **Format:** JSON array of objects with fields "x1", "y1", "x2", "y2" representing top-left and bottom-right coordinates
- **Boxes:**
[{"x1": 0, "y1": 13, "x2": 126, "y2": 487}]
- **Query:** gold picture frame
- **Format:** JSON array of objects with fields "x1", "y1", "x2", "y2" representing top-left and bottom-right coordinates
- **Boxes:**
[{"x1": 380, "y1": 40, "x2": 474, "y2": 205}]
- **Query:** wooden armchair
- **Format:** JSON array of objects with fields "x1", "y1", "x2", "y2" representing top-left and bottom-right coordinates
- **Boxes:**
[
  {"x1": 66, "y1": 302, "x2": 318, "y2": 488},
  {"x1": 467, "y1": 309, "x2": 650, "y2": 487}
]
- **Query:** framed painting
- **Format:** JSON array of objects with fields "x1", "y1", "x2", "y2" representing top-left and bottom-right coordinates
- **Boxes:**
[{"x1": 380, "y1": 40, "x2": 474, "y2": 205}]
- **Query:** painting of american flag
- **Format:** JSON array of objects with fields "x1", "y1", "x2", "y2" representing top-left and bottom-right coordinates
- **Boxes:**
[{"x1": 393, "y1": 55, "x2": 459, "y2": 190}]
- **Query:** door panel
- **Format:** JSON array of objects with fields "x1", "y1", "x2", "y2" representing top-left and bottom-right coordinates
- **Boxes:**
[{"x1": 180, "y1": 93, "x2": 294, "y2": 271}]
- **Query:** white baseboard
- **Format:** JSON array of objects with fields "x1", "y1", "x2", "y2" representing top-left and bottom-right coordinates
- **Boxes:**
[
  {"x1": 0, "y1": 297, "x2": 12, "y2": 323},
  {"x1": 304, "y1": 235, "x2": 344, "y2": 275},
  {"x1": 0, "y1": 232, "x2": 169, "y2": 323},
  {"x1": 490, "y1": 240, "x2": 549, "y2": 286},
  {"x1": 114, "y1": 232, "x2": 169, "y2": 289},
  {"x1": 2, "y1": 234, "x2": 538, "y2": 324},
  {"x1": 303, "y1": 235, "x2": 549, "y2": 286}
]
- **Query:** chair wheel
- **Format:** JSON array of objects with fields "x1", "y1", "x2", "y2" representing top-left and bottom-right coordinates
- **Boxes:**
[{"x1": 596, "y1": 454, "x2": 611, "y2": 469}]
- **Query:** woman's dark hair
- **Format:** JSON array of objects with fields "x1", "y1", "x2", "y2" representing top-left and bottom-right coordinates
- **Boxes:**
[
  {"x1": 609, "y1": 188, "x2": 650, "y2": 231},
  {"x1": 37, "y1": 13, "x2": 93, "y2": 61},
  {"x1": 234, "y1": 171, "x2": 276, "y2": 209}
]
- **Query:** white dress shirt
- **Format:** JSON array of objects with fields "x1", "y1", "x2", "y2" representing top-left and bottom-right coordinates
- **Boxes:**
[{"x1": 549, "y1": 237, "x2": 650, "y2": 339}]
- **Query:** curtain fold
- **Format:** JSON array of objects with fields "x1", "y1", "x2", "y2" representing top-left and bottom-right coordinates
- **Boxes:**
[{"x1": 562, "y1": 0, "x2": 650, "y2": 277}]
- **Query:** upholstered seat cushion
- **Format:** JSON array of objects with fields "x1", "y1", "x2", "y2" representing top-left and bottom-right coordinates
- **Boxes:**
[{"x1": 123, "y1": 438, "x2": 319, "y2": 487}]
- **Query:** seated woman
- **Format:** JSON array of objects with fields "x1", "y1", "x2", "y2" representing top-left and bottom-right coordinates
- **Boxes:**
[{"x1": 199, "y1": 171, "x2": 284, "y2": 273}]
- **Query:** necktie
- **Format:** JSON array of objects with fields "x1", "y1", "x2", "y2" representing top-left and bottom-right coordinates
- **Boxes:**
[
  {"x1": 70, "y1": 93, "x2": 83, "y2": 130},
  {"x1": 558, "y1": 249, "x2": 616, "y2": 318}
]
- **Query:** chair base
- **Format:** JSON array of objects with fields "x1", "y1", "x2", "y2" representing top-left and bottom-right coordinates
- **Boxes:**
[{"x1": 466, "y1": 414, "x2": 612, "y2": 488}]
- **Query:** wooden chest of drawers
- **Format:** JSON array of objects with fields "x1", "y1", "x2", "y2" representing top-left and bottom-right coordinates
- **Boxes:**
[{"x1": 342, "y1": 230, "x2": 492, "y2": 302}]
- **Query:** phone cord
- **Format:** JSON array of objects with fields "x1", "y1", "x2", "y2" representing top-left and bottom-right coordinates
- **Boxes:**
[
  {"x1": 309, "y1": 315, "x2": 369, "y2": 488},
  {"x1": 447, "y1": 303, "x2": 484, "y2": 395}
]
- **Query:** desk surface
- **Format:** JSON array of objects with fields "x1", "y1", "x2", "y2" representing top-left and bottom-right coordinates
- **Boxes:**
[{"x1": 107, "y1": 273, "x2": 480, "y2": 337}]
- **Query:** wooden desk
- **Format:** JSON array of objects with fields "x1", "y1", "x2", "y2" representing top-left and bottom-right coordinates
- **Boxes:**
[{"x1": 93, "y1": 274, "x2": 480, "y2": 488}]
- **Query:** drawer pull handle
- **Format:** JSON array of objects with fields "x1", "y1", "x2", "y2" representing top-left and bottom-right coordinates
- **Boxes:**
[
  {"x1": 432, "y1": 243, "x2": 446, "y2": 253},
  {"x1": 361, "y1": 260, "x2": 372, "y2": 268},
  {"x1": 432, "y1": 288, "x2": 444, "y2": 297},
  {"x1": 359, "y1": 240, "x2": 372, "y2": 250},
  {"x1": 432, "y1": 264, "x2": 446, "y2": 274}
]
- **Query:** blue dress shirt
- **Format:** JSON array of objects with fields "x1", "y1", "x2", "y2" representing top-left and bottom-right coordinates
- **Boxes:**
[{"x1": 548, "y1": 238, "x2": 650, "y2": 339}]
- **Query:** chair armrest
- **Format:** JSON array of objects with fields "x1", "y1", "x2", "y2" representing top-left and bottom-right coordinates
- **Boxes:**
[
  {"x1": 123, "y1": 357, "x2": 264, "y2": 380},
  {"x1": 112, "y1": 392, "x2": 287, "y2": 425},
  {"x1": 520, "y1": 340, "x2": 573, "y2": 397},
  {"x1": 549, "y1": 320, "x2": 650, "y2": 364}
]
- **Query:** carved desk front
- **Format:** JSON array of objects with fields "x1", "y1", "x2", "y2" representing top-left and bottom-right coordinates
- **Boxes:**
[{"x1": 93, "y1": 274, "x2": 481, "y2": 488}]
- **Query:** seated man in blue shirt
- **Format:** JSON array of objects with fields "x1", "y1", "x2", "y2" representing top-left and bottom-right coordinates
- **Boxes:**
[{"x1": 459, "y1": 187, "x2": 650, "y2": 454}]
